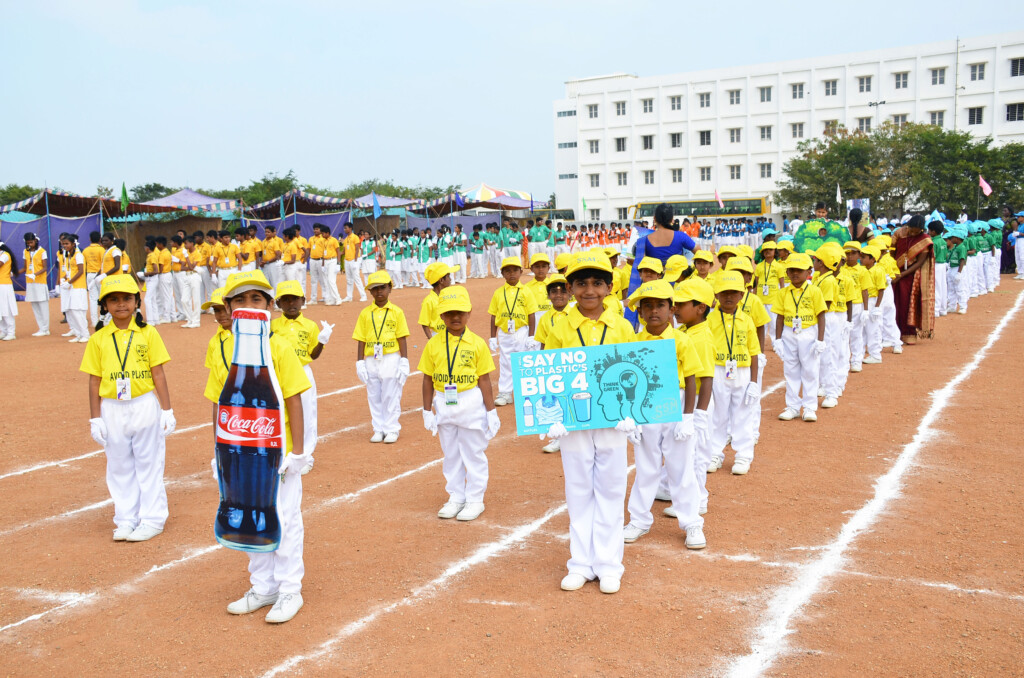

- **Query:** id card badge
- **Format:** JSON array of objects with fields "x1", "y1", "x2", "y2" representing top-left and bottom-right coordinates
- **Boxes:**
[
  {"x1": 373, "y1": 343, "x2": 383, "y2": 360},
  {"x1": 115, "y1": 378, "x2": 132, "y2": 401},
  {"x1": 507, "y1": 319, "x2": 515, "y2": 333},
  {"x1": 792, "y1": 315, "x2": 803, "y2": 334},
  {"x1": 761, "y1": 284, "x2": 770, "y2": 296},
  {"x1": 444, "y1": 384, "x2": 459, "y2": 406},
  {"x1": 724, "y1": 359, "x2": 737, "y2": 380}
]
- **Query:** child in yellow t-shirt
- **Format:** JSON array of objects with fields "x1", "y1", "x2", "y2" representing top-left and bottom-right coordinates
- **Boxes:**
[
  {"x1": 812, "y1": 245, "x2": 846, "y2": 409},
  {"x1": 418, "y1": 262, "x2": 456, "y2": 339},
  {"x1": 353, "y1": 271, "x2": 411, "y2": 444},
  {"x1": 534, "y1": 274, "x2": 571, "y2": 454},
  {"x1": 488, "y1": 256, "x2": 539, "y2": 406},
  {"x1": 80, "y1": 275, "x2": 174, "y2": 543},
  {"x1": 860, "y1": 245, "x2": 887, "y2": 365},
  {"x1": 418, "y1": 286, "x2": 499, "y2": 522},
  {"x1": 726, "y1": 257, "x2": 771, "y2": 444},
  {"x1": 774, "y1": 253, "x2": 827, "y2": 422},
  {"x1": 525, "y1": 253, "x2": 554, "y2": 323},
  {"x1": 843, "y1": 242, "x2": 871, "y2": 373},
  {"x1": 623, "y1": 280, "x2": 705, "y2": 550}
]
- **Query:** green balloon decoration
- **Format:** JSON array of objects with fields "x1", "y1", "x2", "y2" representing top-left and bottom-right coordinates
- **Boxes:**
[{"x1": 792, "y1": 219, "x2": 851, "y2": 254}]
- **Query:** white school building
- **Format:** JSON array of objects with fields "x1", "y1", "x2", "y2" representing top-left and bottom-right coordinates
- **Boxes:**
[{"x1": 553, "y1": 31, "x2": 1024, "y2": 221}]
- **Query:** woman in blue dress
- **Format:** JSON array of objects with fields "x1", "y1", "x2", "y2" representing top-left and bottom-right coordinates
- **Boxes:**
[{"x1": 625, "y1": 204, "x2": 696, "y2": 326}]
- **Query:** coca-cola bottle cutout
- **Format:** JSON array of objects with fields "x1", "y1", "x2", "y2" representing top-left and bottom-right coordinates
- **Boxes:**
[{"x1": 214, "y1": 308, "x2": 286, "y2": 552}]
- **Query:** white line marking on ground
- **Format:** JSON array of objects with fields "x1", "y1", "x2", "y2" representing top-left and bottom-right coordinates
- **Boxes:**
[
  {"x1": 725, "y1": 289, "x2": 1024, "y2": 678},
  {"x1": 0, "y1": 591, "x2": 96, "y2": 633},
  {"x1": 465, "y1": 599, "x2": 526, "y2": 607},
  {"x1": 840, "y1": 569, "x2": 1024, "y2": 602}
]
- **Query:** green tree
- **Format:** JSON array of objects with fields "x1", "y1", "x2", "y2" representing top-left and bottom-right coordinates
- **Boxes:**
[
  {"x1": 548, "y1": 191, "x2": 557, "y2": 208},
  {"x1": 129, "y1": 182, "x2": 177, "y2": 202},
  {"x1": 774, "y1": 127, "x2": 875, "y2": 216},
  {"x1": 0, "y1": 183, "x2": 40, "y2": 206},
  {"x1": 96, "y1": 185, "x2": 114, "y2": 199}
]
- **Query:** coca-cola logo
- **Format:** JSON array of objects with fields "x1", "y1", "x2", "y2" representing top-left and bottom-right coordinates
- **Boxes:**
[
  {"x1": 224, "y1": 414, "x2": 279, "y2": 437},
  {"x1": 217, "y1": 405, "x2": 282, "y2": 445}
]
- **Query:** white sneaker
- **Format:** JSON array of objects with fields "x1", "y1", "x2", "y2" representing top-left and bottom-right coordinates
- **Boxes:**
[
  {"x1": 68, "y1": 337, "x2": 80, "y2": 343},
  {"x1": 709, "y1": 457, "x2": 724, "y2": 473},
  {"x1": 340, "y1": 297, "x2": 352, "y2": 303},
  {"x1": 493, "y1": 393, "x2": 512, "y2": 407},
  {"x1": 731, "y1": 460, "x2": 751, "y2": 475},
  {"x1": 438, "y1": 501, "x2": 465, "y2": 519},
  {"x1": 1, "y1": 335, "x2": 14, "y2": 341},
  {"x1": 622, "y1": 523, "x2": 649, "y2": 543},
  {"x1": 863, "y1": 356, "x2": 882, "y2": 365},
  {"x1": 227, "y1": 589, "x2": 278, "y2": 615},
  {"x1": 560, "y1": 573, "x2": 588, "y2": 591},
  {"x1": 383, "y1": 432, "x2": 399, "y2": 444},
  {"x1": 126, "y1": 524, "x2": 163, "y2": 541},
  {"x1": 31, "y1": 330, "x2": 49, "y2": 337},
  {"x1": 663, "y1": 505, "x2": 678, "y2": 518},
  {"x1": 850, "y1": 364, "x2": 862, "y2": 372},
  {"x1": 599, "y1": 577, "x2": 620, "y2": 594},
  {"x1": 893, "y1": 345, "x2": 903, "y2": 354},
  {"x1": 957, "y1": 309, "x2": 967, "y2": 315},
  {"x1": 778, "y1": 408, "x2": 799, "y2": 421},
  {"x1": 801, "y1": 410, "x2": 818, "y2": 422},
  {"x1": 265, "y1": 593, "x2": 303, "y2": 623},
  {"x1": 822, "y1": 396, "x2": 838, "y2": 409},
  {"x1": 699, "y1": 504, "x2": 708, "y2": 516},
  {"x1": 62, "y1": 330, "x2": 75, "y2": 337},
  {"x1": 685, "y1": 526, "x2": 707, "y2": 550},
  {"x1": 113, "y1": 525, "x2": 134, "y2": 541},
  {"x1": 817, "y1": 387, "x2": 825, "y2": 398},
  {"x1": 76, "y1": 336, "x2": 90, "y2": 343},
  {"x1": 370, "y1": 431, "x2": 384, "y2": 443},
  {"x1": 456, "y1": 502, "x2": 485, "y2": 521},
  {"x1": 654, "y1": 488, "x2": 671, "y2": 502},
  {"x1": 541, "y1": 439, "x2": 561, "y2": 453}
]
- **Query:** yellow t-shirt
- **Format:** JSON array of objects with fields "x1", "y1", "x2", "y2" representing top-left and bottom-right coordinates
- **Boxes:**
[
  {"x1": 417, "y1": 329, "x2": 495, "y2": 393},
  {"x1": 867, "y1": 265, "x2": 887, "y2": 298},
  {"x1": 0, "y1": 250, "x2": 13, "y2": 285},
  {"x1": 121, "y1": 252, "x2": 134, "y2": 275},
  {"x1": 776, "y1": 282, "x2": 827, "y2": 328},
  {"x1": 65, "y1": 250, "x2": 87, "y2": 289},
  {"x1": 534, "y1": 307, "x2": 569, "y2": 347},
  {"x1": 82, "y1": 243, "x2": 105, "y2": 274},
  {"x1": 101, "y1": 246, "x2": 122, "y2": 276},
  {"x1": 542, "y1": 306, "x2": 635, "y2": 349},
  {"x1": 754, "y1": 259, "x2": 784, "y2": 306},
  {"x1": 525, "y1": 278, "x2": 553, "y2": 314},
  {"x1": 739, "y1": 291, "x2": 771, "y2": 328},
  {"x1": 832, "y1": 271, "x2": 850, "y2": 314},
  {"x1": 262, "y1": 236, "x2": 283, "y2": 264},
  {"x1": 270, "y1": 314, "x2": 321, "y2": 366},
  {"x1": 191, "y1": 243, "x2": 209, "y2": 267},
  {"x1": 203, "y1": 332, "x2": 311, "y2": 453},
  {"x1": 352, "y1": 301, "x2": 411, "y2": 356},
  {"x1": 80, "y1": 320, "x2": 170, "y2": 400},
  {"x1": 487, "y1": 283, "x2": 538, "y2": 332},
  {"x1": 285, "y1": 240, "x2": 302, "y2": 265},
  {"x1": 323, "y1": 236, "x2": 340, "y2": 260},
  {"x1": 156, "y1": 248, "x2": 172, "y2": 273},
  {"x1": 215, "y1": 242, "x2": 240, "y2": 268},
  {"x1": 309, "y1": 236, "x2": 326, "y2": 260},
  {"x1": 418, "y1": 290, "x2": 445, "y2": 334},
  {"x1": 637, "y1": 324, "x2": 702, "y2": 384},
  {"x1": 24, "y1": 248, "x2": 48, "y2": 285},
  {"x1": 685, "y1": 322, "x2": 716, "y2": 388},
  {"x1": 170, "y1": 246, "x2": 184, "y2": 273},
  {"x1": 343, "y1": 234, "x2": 361, "y2": 261},
  {"x1": 707, "y1": 309, "x2": 761, "y2": 366},
  {"x1": 880, "y1": 254, "x2": 900, "y2": 280},
  {"x1": 843, "y1": 264, "x2": 870, "y2": 305},
  {"x1": 814, "y1": 271, "x2": 838, "y2": 308},
  {"x1": 145, "y1": 251, "x2": 159, "y2": 275},
  {"x1": 602, "y1": 293, "x2": 625, "y2": 316}
]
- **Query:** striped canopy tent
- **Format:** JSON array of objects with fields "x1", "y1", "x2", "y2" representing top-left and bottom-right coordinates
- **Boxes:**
[
  {"x1": 142, "y1": 188, "x2": 238, "y2": 213},
  {"x1": 462, "y1": 182, "x2": 535, "y2": 202},
  {"x1": 0, "y1": 188, "x2": 176, "y2": 219},
  {"x1": 351, "y1": 193, "x2": 425, "y2": 210},
  {"x1": 245, "y1": 189, "x2": 353, "y2": 219},
  {"x1": 413, "y1": 183, "x2": 548, "y2": 217}
]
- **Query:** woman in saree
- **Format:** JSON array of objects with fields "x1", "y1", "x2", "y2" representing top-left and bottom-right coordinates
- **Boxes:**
[
  {"x1": 624, "y1": 203, "x2": 696, "y2": 327},
  {"x1": 890, "y1": 214, "x2": 935, "y2": 344}
]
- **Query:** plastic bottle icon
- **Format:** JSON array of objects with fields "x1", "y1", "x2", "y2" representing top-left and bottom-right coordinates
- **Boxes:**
[{"x1": 523, "y1": 396, "x2": 534, "y2": 427}]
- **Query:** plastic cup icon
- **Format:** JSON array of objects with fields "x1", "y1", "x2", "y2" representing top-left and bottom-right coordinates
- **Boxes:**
[{"x1": 572, "y1": 392, "x2": 592, "y2": 422}]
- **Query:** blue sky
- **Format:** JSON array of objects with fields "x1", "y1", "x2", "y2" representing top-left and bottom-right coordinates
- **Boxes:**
[{"x1": 1, "y1": 1, "x2": 1020, "y2": 200}]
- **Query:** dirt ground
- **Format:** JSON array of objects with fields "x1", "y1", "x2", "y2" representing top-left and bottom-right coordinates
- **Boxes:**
[{"x1": 1, "y1": 275, "x2": 1022, "y2": 678}]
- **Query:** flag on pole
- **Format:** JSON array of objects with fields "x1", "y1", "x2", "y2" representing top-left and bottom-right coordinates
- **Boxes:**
[
  {"x1": 836, "y1": 183, "x2": 842, "y2": 205},
  {"x1": 120, "y1": 182, "x2": 129, "y2": 214},
  {"x1": 455, "y1": 192, "x2": 465, "y2": 209},
  {"x1": 714, "y1": 189, "x2": 724, "y2": 209},
  {"x1": 372, "y1": 191, "x2": 382, "y2": 219},
  {"x1": 582, "y1": 196, "x2": 588, "y2": 213},
  {"x1": 979, "y1": 175, "x2": 993, "y2": 197}
]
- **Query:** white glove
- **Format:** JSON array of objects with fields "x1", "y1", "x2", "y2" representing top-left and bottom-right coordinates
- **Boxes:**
[
  {"x1": 540, "y1": 421, "x2": 569, "y2": 441},
  {"x1": 397, "y1": 357, "x2": 410, "y2": 386},
  {"x1": 355, "y1": 360, "x2": 368, "y2": 384},
  {"x1": 422, "y1": 409, "x2": 438, "y2": 436},
  {"x1": 280, "y1": 452, "x2": 308, "y2": 477},
  {"x1": 842, "y1": 321, "x2": 852, "y2": 340},
  {"x1": 60, "y1": 280, "x2": 71, "y2": 291},
  {"x1": 317, "y1": 320, "x2": 334, "y2": 344},
  {"x1": 137, "y1": 271, "x2": 146, "y2": 279},
  {"x1": 694, "y1": 409, "x2": 710, "y2": 447},
  {"x1": 615, "y1": 417, "x2": 643, "y2": 445},
  {"x1": 757, "y1": 353, "x2": 767, "y2": 369},
  {"x1": 870, "y1": 307, "x2": 882, "y2": 320},
  {"x1": 89, "y1": 417, "x2": 107, "y2": 446},
  {"x1": 485, "y1": 410, "x2": 501, "y2": 440},
  {"x1": 211, "y1": 457, "x2": 219, "y2": 481},
  {"x1": 744, "y1": 381, "x2": 761, "y2": 406},
  {"x1": 160, "y1": 409, "x2": 176, "y2": 436},
  {"x1": 171, "y1": 256, "x2": 180, "y2": 263},
  {"x1": 489, "y1": 337, "x2": 498, "y2": 352},
  {"x1": 813, "y1": 339, "x2": 827, "y2": 355},
  {"x1": 526, "y1": 338, "x2": 542, "y2": 352},
  {"x1": 673, "y1": 413, "x2": 695, "y2": 440},
  {"x1": 93, "y1": 272, "x2": 106, "y2": 288},
  {"x1": 774, "y1": 341, "x2": 785, "y2": 361},
  {"x1": 26, "y1": 273, "x2": 35, "y2": 282}
]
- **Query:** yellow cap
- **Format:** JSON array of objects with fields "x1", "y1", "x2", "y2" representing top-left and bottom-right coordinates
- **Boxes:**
[
  {"x1": 776, "y1": 240, "x2": 795, "y2": 252},
  {"x1": 663, "y1": 254, "x2": 689, "y2": 283},
  {"x1": 637, "y1": 256, "x2": 664, "y2": 274},
  {"x1": 717, "y1": 245, "x2": 738, "y2": 258},
  {"x1": 760, "y1": 241, "x2": 778, "y2": 250},
  {"x1": 627, "y1": 279, "x2": 675, "y2": 311},
  {"x1": 275, "y1": 279, "x2": 305, "y2": 299},
  {"x1": 566, "y1": 251, "x2": 614, "y2": 276},
  {"x1": 604, "y1": 246, "x2": 620, "y2": 259},
  {"x1": 784, "y1": 252, "x2": 813, "y2": 270},
  {"x1": 99, "y1": 274, "x2": 139, "y2": 300},
  {"x1": 693, "y1": 250, "x2": 714, "y2": 263},
  {"x1": 714, "y1": 270, "x2": 747, "y2": 294},
  {"x1": 544, "y1": 273, "x2": 568, "y2": 288},
  {"x1": 201, "y1": 287, "x2": 226, "y2": 310},
  {"x1": 224, "y1": 270, "x2": 272, "y2": 298},
  {"x1": 814, "y1": 246, "x2": 841, "y2": 270},
  {"x1": 366, "y1": 270, "x2": 392, "y2": 289},
  {"x1": 437, "y1": 285, "x2": 472, "y2": 314},
  {"x1": 673, "y1": 277, "x2": 715, "y2": 307},
  {"x1": 860, "y1": 245, "x2": 881, "y2": 260},
  {"x1": 529, "y1": 253, "x2": 551, "y2": 267},
  {"x1": 726, "y1": 257, "x2": 754, "y2": 274},
  {"x1": 737, "y1": 245, "x2": 754, "y2": 260},
  {"x1": 425, "y1": 262, "x2": 459, "y2": 285},
  {"x1": 554, "y1": 252, "x2": 571, "y2": 271},
  {"x1": 500, "y1": 256, "x2": 523, "y2": 270},
  {"x1": 843, "y1": 241, "x2": 862, "y2": 251}
]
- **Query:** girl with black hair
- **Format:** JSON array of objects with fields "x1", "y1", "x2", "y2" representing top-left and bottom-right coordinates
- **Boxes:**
[
  {"x1": 22, "y1": 232, "x2": 50, "y2": 336},
  {"x1": 59, "y1": 234, "x2": 90, "y2": 342},
  {"x1": 0, "y1": 240, "x2": 18, "y2": 340}
]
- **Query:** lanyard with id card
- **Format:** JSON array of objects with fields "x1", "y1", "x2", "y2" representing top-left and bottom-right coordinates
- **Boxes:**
[
  {"x1": 444, "y1": 331, "x2": 464, "y2": 406},
  {"x1": 720, "y1": 310, "x2": 738, "y2": 379},
  {"x1": 112, "y1": 330, "x2": 135, "y2": 401},
  {"x1": 790, "y1": 285, "x2": 808, "y2": 334},
  {"x1": 760, "y1": 263, "x2": 770, "y2": 297},
  {"x1": 371, "y1": 308, "x2": 390, "y2": 360},
  {"x1": 504, "y1": 288, "x2": 520, "y2": 334}
]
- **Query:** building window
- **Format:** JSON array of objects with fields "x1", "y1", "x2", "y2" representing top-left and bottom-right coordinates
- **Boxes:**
[
  {"x1": 929, "y1": 110, "x2": 945, "y2": 127},
  {"x1": 729, "y1": 128, "x2": 742, "y2": 143},
  {"x1": 857, "y1": 117, "x2": 872, "y2": 132},
  {"x1": 557, "y1": 173, "x2": 577, "y2": 180},
  {"x1": 968, "y1": 107, "x2": 984, "y2": 125},
  {"x1": 728, "y1": 89, "x2": 741, "y2": 105},
  {"x1": 824, "y1": 119, "x2": 839, "y2": 132},
  {"x1": 615, "y1": 137, "x2": 627, "y2": 152},
  {"x1": 643, "y1": 170, "x2": 655, "y2": 185},
  {"x1": 616, "y1": 172, "x2": 628, "y2": 186},
  {"x1": 670, "y1": 95, "x2": 681, "y2": 111},
  {"x1": 858, "y1": 76, "x2": 872, "y2": 93},
  {"x1": 670, "y1": 132, "x2": 682, "y2": 148},
  {"x1": 1013, "y1": 58, "x2": 1024, "y2": 77},
  {"x1": 617, "y1": 207, "x2": 628, "y2": 220},
  {"x1": 589, "y1": 209, "x2": 600, "y2": 220},
  {"x1": 729, "y1": 165, "x2": 742, "y2": 180},
  {"x1": 641, "y1": 134, "x2": 654, "y2": 150},
  {"x1": 931, "y1": 68, "x2": 946, "y2": 85},
  {"x1": 699, "y1": 130, "x2": 711, "y2": 146},
  {"x1": 824, "y1": 79, "x2": 837, "y2": 96},
  {"x1": 759, "y1": 125, "x2": 772, "y2": 141},
  {"x1": 970, "y1": 63, "x2": 986, "y2": 81},
  {"x1": 759, "y1": 86, "x2": 772, "y2": 102},
  {"x1": 589, "y1": 174, "x2": 600, "y2": 188},
  {"x1": 892, "y1": 114, "x2": 908, "y2": 128},
  {"x1": 1007, "y1": 103, "x2": 1024, "y2": 122},
  {"x1": 556, "y1": 109, "x2": 576, "y2": 118},
  {"x1": 699, "y1": 167, "x2": 711, "y2": 182},
  {"x1": 642, "y1": 98, "x2": 653, "y2": 113},
  {"x1": 588, "y1": 139, "x2": 599, "y2": 154},
  {"x1": 790, "y1": 83, "x2": 803, "y2": 100},
  {"x1": 894, "y1": 72, "x2": 908, "y2": 89},
  {"x1": 671, "y1": 168, "x2": 683, "y2": 183},
  {"x1": 759, "y1": 163, "x2": 772, "y2": 179},
  {"x1": 791, "y1": 122, "x2": 805, "y2": 138},
  {"x1": 556, "y1": 141, "x2": 577, "y2": 149},
  {"x1": 698, "y1": 92, "x2": 711, "y2": 108},
  {"x1": 587, "y1": 104, "x2": 599, "y2": 118}
]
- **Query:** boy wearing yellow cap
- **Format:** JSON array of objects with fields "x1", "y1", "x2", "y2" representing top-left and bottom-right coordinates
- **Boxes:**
[
  {"x1": 726, "y1": 257, "x2": 771, "y2": 445},
  {"x1": 692, "y1": 250, "x2": 714, "y2": 282},
  {"x1": 859, "y1": 245, "x2": 887, "y2": 365},
  {"x1": 419, "y1": 286, "x2": 500, "y2": 522},
  {"x1": 418, "y1": 262, "x2": 457, "y2": 339},
  {"x1": 354, "y1": 271, "x2": 410, "y2": 444},
  {"x1": 81, "y1": 275, "x2": 175, "y2": 543},
  {"x1": 207, "y1": 270, "x2": 311, "y2": 624},
  {"x1": 623, "y1": 280, "x2": 705, "y2": 549},
  {"x1": 752, "y1": 242, "x2": 784, "y2": 340},
  {"x1": 526, "y1": 253, "x2": 554, "y2": 322},
  {"x1": 636, "y1": 256, "x2": 664, "y2": 284},
  {"x1": 533, "y1": 274, "x2": 572, "y2": 454},
  {"x1": 774, "y1": 253, "x2": 827, "y2": 422},
  {"x1": 540, "y1": 251, "x2": 636, "y2": 595},
  {"x1": 489, "y1": 256, "x2": 539, "y2": 407},
  {"x1": 812, "y1": 247, "x2": 843, "y2": 409},
  {"x1": 871, "y1": 236, "x2": 903, "y2": 354},
  {"x1": 843, "y1": 242, "x2": 871, "y2": 373}
]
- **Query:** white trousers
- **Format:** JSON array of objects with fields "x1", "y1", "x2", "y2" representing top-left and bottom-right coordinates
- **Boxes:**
[
  {"x1": 497, "y1": 326, "x2": 528, "y2": 395},
  {"x1": 248, "y1": 469, "x2": 304, "y2": 595},
  {"x1": 27, "y1": 282, "x2": 49, "y2": 332},
  {"x1": 471, "y1": 253, "x2": 486, "y2": 278},
  {"x1": 560, "y1": 427, "x2": 627, "y2": 580},
  {"x1": 934, "y1": 262, "x2": 948, "y2": 316},
  {"x1": 708, "y1": 364, "x2": 756, "y2": 463},
  {"x1": 263, "y1": 262, "x2": 283, "y2": 290},
  {"x1": 985, "y1": 251, "x2": 998, "y2": 290},
  {"x1": 100, "y1": 391, "x2": 167, "y2": 531},
  {"x1": 67, "y1": 308, "x2": 88, "y2": 339},
  {"x1": 218, "y1": 266, "x2": 238, "y2": 289},
  {"x1": 344, "y1": 260, "x2": 365, "y2": 300},
  {"x1": 283, "y1": 263, "x2": 304, "y2": 295},
  {"x1": 1016, "y1": 240, "x2": 1024, "y2": 276},
  {"x1": 325, "y1": 260, "x2": 341, "y2": 304},
  {"x1": 198, "y1": 268, "x2": 214, "y2": 307},
  {"x1": 837, "y1": 317, "x2": 852, "y2": 394},
  {"x1": 434, "y1": 387, "x2": 490, "y2": 504},
  {"x1": 182, "y1": 272, "x2": 201, "y2": 325},
  {"x1": 301, "y1": 365, "x2": 317, "y2": 460},
  {"x1": 821, "y1": 311, "x2": 846, "y2": 398},
  {"x1": 240, "y1": 262, "x2": 257, "y2": 273},
  {"x1": 780, "y1": 325, "x2": 819, "y2": 413},
  {"x1": 87, "y1": 272, "x2": 100, "y2": 325},
  {"x1": 849, "y1": 305, "x2": 865, "y2": 369},
  {"x1": 948, "y1": 268, "x2": 967, "y2": 312},
  {"x1": 454, "y1": 252, "x2": 467, "y2": 282},
  {"x1": 366, "y1": 352, "x2": 403, "y2": 434},
  {"x1": 487, "y1": 247, "x2": 501, "y2": 276},
  {"x1": 156, "y1": 273, "x2": 174, "y2": 322},
  {"x1": 880, "y1": 286, "x2": 902, "y2": 348},
  {"x1": 172, "y1": 271, "x2": 186, "y2": 319},
  {"x1": 864, "y1": 308, "x2": 883, "y2": 360},
  {"x1": 144, "y1": 279, "x2": 161, "y2": 322},
  {"x1": 308, "y1": 260, "x2": 324, "y2": 301}
]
